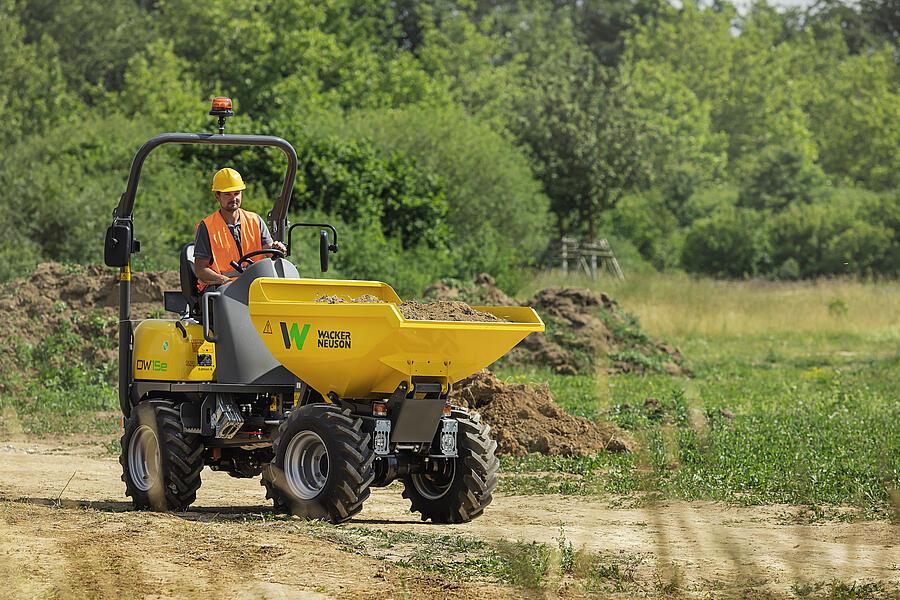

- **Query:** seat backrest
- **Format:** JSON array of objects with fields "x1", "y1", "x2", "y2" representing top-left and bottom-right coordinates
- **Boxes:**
[{"x1": 180, "y1": 243, "x2": 199, "y2": 305}]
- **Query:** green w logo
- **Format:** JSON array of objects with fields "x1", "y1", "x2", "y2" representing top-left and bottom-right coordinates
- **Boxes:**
[{"x1": 280, "y1": 322, "x2": 310, "y2": 350}]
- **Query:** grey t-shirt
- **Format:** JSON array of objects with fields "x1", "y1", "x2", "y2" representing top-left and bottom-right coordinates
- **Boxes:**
[{"x1": 194, "y1": 212, "x2": 273, "y2": 261}]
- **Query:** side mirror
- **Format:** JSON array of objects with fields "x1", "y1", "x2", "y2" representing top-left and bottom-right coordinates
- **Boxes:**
[
  {"x1": 319, "y1": 230, "x2": 329, "y2": 272},
  {"x1": 104, "y1": 223, "x2": 132, "y2": 267}
]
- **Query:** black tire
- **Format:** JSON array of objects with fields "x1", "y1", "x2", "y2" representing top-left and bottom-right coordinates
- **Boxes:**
[
  {"x1": 402, "y1": 410, "x2": 499, "y2": 524},
  {"x1": 120, "y1": 400, "x2": 204, "y2": 511},
  {"x1": 262, "y1": 404, "x2": 375, "y2": 524}
]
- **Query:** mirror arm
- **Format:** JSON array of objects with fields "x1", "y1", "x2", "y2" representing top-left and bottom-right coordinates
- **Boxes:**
[{"x1": 286, "y1": 222, "x2": 339, "y2": 256}]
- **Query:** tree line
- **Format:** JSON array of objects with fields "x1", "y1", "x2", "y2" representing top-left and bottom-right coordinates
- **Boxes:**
[{"x1": 0, "y1": 0, "x2": 897, "y2": 292}]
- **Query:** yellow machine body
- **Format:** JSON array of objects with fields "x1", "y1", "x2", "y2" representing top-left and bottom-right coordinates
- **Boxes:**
[
  {"x1": 247, "y1": 278, "x2": 544, "y2": 399},
  {"x1": 133, "y1": 320, "x2": 216, "y2": 381}
]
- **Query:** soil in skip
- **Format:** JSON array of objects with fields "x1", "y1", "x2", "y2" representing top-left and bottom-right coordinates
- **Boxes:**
[
  {"x1": 451, "y1": 370, "x2": 633, "y2": 456},
  {"x1": 425, "y1": 273, "x2": 688, "y2": 376},
  {"x1": 316, "y1": 294, "x2": 504, "y2": 322}
]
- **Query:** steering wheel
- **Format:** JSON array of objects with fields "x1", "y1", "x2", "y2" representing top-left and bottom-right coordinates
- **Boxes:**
[{"x1": 229, "y1": 248, "x2": 285, "y2": 273}]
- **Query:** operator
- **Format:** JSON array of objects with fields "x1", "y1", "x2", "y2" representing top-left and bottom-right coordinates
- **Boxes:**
[{"x1": 194, "y1": 167, "x2": 286, "y2": 290}]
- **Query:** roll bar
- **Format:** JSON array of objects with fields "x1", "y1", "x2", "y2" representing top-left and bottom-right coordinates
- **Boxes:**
[{"x1": 113, "y1": 133, "x2": 298, "y2": 241}]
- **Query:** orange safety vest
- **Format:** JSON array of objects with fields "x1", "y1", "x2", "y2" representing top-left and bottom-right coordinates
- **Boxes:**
[{"x1": 196, "y1": 208, "x2": 263, "y2": 291}]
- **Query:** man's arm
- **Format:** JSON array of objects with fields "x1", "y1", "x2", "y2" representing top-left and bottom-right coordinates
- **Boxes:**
[
  {"x1": 194, "y1": 257, "x2": 230, "y2": 286},
  {"x1": 258, "y1": 215, "x2": 286, "y2": 253}
]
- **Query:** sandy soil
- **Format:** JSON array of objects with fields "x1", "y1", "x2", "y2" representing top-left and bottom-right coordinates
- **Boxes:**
[{"x1": 0, "y1": 441, "x2": 897, "y2": 599}]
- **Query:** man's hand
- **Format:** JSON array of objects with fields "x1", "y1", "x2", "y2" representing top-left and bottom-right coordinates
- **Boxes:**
[{"x1": 266, "y1": 241, "x2": 287, "y2": 253}]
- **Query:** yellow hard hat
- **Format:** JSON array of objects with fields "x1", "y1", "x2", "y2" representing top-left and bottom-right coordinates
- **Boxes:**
[{"x1": 211, "y1": 167, "x2": 246, "y2": 192}]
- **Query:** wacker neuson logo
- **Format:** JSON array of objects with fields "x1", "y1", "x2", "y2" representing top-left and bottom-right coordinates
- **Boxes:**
[
  {"x1": 280, "y1": 322, "x2": 352, "y2": 350},
  {"x1": 317, "y1": 329, "x2": 352, "y2": 349},
  {"x1": 280, "y1": 322, "x2": 310, "y2": 350}
]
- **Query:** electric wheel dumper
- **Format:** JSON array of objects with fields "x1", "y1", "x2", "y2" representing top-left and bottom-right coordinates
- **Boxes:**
[{"x1": 104, "y1": 98, "x2": 544, "y2": 523}]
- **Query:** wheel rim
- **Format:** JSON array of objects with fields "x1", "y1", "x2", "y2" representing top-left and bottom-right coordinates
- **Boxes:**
[
  {"x1": 128, "y1": 424, "x2": 160, "y2": 492},
  {"x1": 411, "y1": 460, "x2": 456, "y2": 500},
  {"x1": 284, "y1": 430, "x2": 329, "y2": 500}
]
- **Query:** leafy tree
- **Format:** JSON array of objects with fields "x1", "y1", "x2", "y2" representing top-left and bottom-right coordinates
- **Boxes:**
[
  {"x1": 112, "y1": 40, "x2": 206, "y2": 131},
  {"x1": 154, "y1": 0, "x2": 445, "y2": 118},
  {"x1": 624, "y1": 3, "x2": 736, "y2": 113},
  {"x1": 16, "y1": 0, "x2": 156, "y2": 103},
  {"x1": 418, "y1": 9, "x2": 526, "y2": 132},
  {"x1": 564, "y1": 0, "x2": 669, "y2": 67},
  {"x1": 623, "y1": 3, "x2": 818, "y2": 176},
  {"x1": 0, "y1": 6, "x2": 75, "y2": 146},
  {"x1": 612, "y1": 58, "x2": 728, "y2": 204},
  {"x1": 800, "y1": 0, "x2": 899, "y2": 53},
  {"x1": 738, "y1": 145, "x2": 828, "y2": 211},
  {"x1": 807, "y1": 47, "x2": 900, "y2": 190}
]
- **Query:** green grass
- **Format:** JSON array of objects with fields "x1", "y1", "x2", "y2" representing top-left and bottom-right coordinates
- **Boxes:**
[
  {"x1": 792, "y1": 579, "x2": 896, "y2": 599},
  {"x1": 521, "y1": 271, "x2": 900, "y2": 338},
  {"x1": 297, "y1": 522, "x2": 649, "y2": 593},
  {"x1": 495, "y1": 330, "x2": 900, "y2": 517}
]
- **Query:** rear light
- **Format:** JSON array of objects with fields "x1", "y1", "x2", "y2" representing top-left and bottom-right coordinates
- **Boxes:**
[
  {"x1": 442, "y1": 403, "x2": 452, "y2": 417},
  {"x1": 373, "y1": 402, "x2": 387, "y2": 417}
]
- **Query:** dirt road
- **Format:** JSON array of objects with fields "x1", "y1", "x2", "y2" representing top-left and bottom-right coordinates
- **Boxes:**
[{"x1": 0, "y1": 441, "x2": 897, "y2": 598}]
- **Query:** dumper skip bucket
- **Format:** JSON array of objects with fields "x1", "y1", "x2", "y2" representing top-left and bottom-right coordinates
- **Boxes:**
[{"x1": 247, "y1": 278, "x2": 544, "y2": 399}]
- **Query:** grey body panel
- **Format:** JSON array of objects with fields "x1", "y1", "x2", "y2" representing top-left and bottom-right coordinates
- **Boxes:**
[{"x1": 212, "y1": 258, "x2": 300, "y2": 385}]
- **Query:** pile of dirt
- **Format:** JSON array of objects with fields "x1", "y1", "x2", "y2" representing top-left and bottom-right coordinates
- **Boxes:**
[
  {"x1": 425, "y1": 275, "x2": 687, "y2": 376},
  {"x1": 316, "y1": 294, "x2": 504, "y2": 322},
  {"x1": 451, "y1": 370, "x2": 633, "y2": 456},
  {"x1": 0, "y1": 263, "x2": 177, "y2": 381},
  {"x1": 518, "y1": 287, "x2": 687, "y2": 376},
  {"x1": 423, "y1": 273, "x2": 517, "y2": 307}
]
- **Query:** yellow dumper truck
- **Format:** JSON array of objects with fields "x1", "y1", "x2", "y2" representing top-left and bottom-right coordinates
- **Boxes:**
[{"x1": 103, "y1": 99, "x2": 543, "y2": 523}]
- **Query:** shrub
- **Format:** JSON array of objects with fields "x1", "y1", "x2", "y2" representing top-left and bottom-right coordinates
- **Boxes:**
[
  {"x1": 682, "y1": 207, "x2": 770, "y2": 277},
  {"x1": 857, "y1": 188, "x2": 900, "y2": 276},
  {"x1": 770, "y1": 189, "x2": 897, "y2": 277},
  {"x1": 295, "y1": 137, "x2": 451, "y2": 250},
  {"x1": 346, "y1": 104, "x2": 552, "y2": 268},
  {"x1": 608, "y1": 191, "x2": 682, "y2": 270}
]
